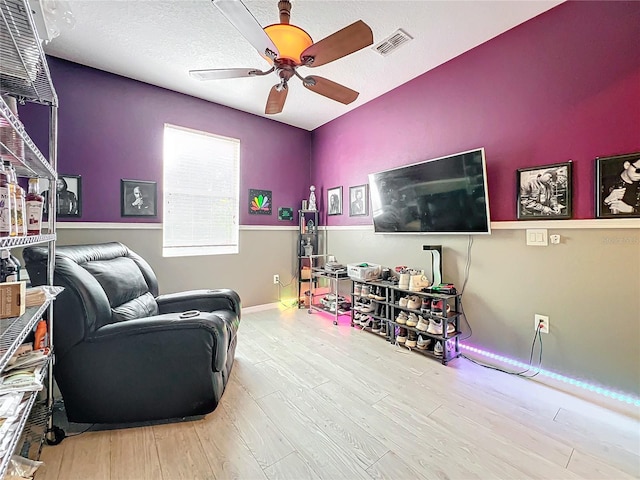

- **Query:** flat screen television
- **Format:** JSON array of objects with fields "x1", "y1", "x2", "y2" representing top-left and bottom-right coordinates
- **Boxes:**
[{"x1": 368, "y1": 148, "x2": 491, "y2": 234}]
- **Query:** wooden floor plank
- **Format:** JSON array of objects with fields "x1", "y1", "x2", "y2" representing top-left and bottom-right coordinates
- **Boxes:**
[
  {"x1": 263, "y1": 452, "x2": 322, "y2": 480},
  {"x1": 33, "y1": 309, "x2": 640, "y2": 480},
  {"x1": 257, "y1": 390, "x2": 371, "y2": 479},
  {"x1": 152, "y1": 422, "x2": 213, "y2": 480},
  {"x1": 53, "y1": 432, "x2": 110, "y2": 480},
  {"x1": 110, "y1": 426, "x2": 163, "y2": 480},
  {"x1": 566, "y1": 448, "x2": 639, "y2": 479},
  {"x1": 220, "y1": 378, "x2": 296, "y2": 468},
  {"x1": 193, "y1": 404, "x2": 268, "y2": 480},
  {"x1": 365, "y1": 450, "x2": 431, "y2": 480}
]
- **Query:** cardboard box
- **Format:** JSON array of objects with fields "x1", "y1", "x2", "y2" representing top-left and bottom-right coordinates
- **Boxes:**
[
  {"x1": 0, "y1": 281, "x2": 26, "y2": 319},
  {"x1": 347, "y1": 263, "x2": 381, "y2": 282}
]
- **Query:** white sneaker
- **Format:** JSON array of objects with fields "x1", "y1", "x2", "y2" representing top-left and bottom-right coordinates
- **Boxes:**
[
  {"x1": 354, "y1": 283, "x2": 362, "y2": 296},
  {"x1": 399, "y1": 296, "x2": 409, "y2": 308},
  {"x1": 426, "y1": 318, "x2": 443, "y2": 335},
  {"x1": 396, "y1": 311, "x2": 408, "y2": 325},
  {"x1": 416, "y1": 316, "x2": 429, "y2": 331},
  {"x1": 416, "y1": 335, "x2": 431, "y2": 350},
  {"x1": 406, "y1": 313, "x2": 419, "y2": 327},
  {"x1": 434, "y1": 341, "x2": 443, "y2": 356},
  {"x1": 361, "y1": 285, "x2": 371, "y2": 297},
  {"x1": 407, "y1": 296, "x2": 421, "y2": 310},
  {"x1": 398, "y1": 273, "x2": 410, "y2": 290}
]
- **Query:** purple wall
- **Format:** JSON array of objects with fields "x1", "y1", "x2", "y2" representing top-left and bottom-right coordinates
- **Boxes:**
[
  {"x1": 312, "y1": 1, "x2": 640, "y2": 224},
  {"x1": 20, "y1": 58, "x2": 311, "y2": 225}
]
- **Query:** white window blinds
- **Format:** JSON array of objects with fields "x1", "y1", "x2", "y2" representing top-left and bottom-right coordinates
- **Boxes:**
[{"x1": 163, "y1": 124, "x2": 240, "y2": 257}]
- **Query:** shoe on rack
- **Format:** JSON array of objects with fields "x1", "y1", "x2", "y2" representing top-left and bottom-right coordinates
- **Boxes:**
[
  {"x1": 373, "y1": 288, "x2": 385, "y2": 301},
  {"x1": 399, "y1": 296, "x2": 409, "y2": 308},
  {"x1": 361, "y1": 285, "x2": 371, "y2": 297},
  {"x1": 361, "y1": 303, "x2": 376, "y2": 313},
  {"x1": 426, "y1": 318, "x2": 443, "y2": 335},
  {"x1": 406, "y1": 330, "x2": 418, "y2": 348},
  {"x1": 372, "y1": 320, "x2": 381, "y2": 333},
  {"x1": 353, "y1": 312, "x2": 361, "y2": 325},
  {"x1": 407, "y1": 296, "x2": 421, "y2": 310},
  {"x1": 434, "y1": 341, "x2": 444, "y2": 356},
  {"x1": 406, "y1": 313, "x2": 419, "y2": 327},
  {"x1": 379, "y1": 321, "x2": 388, "y2": 336},
  {"x1": 416, "y1": 335, "x2": 431, "y2": 350},
  {"x1": 354, "y1": 283, "x2": 362, "y2": 296},
  {"x1": 409, "y1": 274, "x2": 430, "y2": 292},
  {"x1": 398, "y1": 273, "x2": 410, "y2": 290},
  {"x1": 396, "y1": 311, "x2": 408, "y2": 325},
  {"x1": 431, "y1": 299, "x2": 451, "y2": 317},
  {"x1": 368, "y1": 286, "x2": 378, "y2": 299},
  {"x1": 416, "y1": 315, "x2": 429, "y2": 331},
  {"x1": 420, "y1": 297, "x2": 431, "y2": 314},
  {"x1": 360, "y1": 316, "x2": 372, "y2": 328},
  {"x1": 396, "y1": 327, "x2": 408, "y2": 344}
]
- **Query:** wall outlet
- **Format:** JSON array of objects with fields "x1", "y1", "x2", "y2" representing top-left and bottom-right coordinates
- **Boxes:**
[
  {"x1": 273, "y1": 274, "x2": 280, "y2": 285},
  {"x1": 535, "y1": 314, "x2": 549, "y2": 334}
]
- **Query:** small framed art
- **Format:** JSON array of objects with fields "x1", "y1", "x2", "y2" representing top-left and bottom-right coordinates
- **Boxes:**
[
  {"x1": 327, "y1": 186, "x2": 343, "y2": 215},
  {"x1": 595, "y1": 152, "x2": 640, "y2": 218},
  {"x1": 121, "y1": 179, "x2": 157, "y2": 217},
  {"x1": 516, "y1": 162, "x2": 572, "y2": 220},
  {"x1": 40, "y1": 175, "x2": 82, "y2": 218},
  {"x1": 349, "y1": 184, "x2": 368, "y2": 216}
]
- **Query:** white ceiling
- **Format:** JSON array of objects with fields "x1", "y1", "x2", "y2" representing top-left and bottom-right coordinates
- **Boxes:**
[{"x1": 42, "y1": 0, "x2": 563, "y2": 131}]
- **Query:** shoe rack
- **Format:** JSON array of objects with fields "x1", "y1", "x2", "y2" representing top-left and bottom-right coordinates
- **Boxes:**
[{"x1": 351, "y1": 280, "x2": 462, "y2": 365}]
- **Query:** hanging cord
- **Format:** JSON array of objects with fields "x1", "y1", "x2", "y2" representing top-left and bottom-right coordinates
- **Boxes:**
[
  {"x1": 458, "y1": 235, "x2": 474, "y2": 340},
  {"x1": 461, "y1": 325, "x2": 543, "y2": 377}
]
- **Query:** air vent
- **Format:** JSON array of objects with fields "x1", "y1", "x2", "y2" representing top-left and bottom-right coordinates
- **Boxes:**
[{"x1": 373, "y1": 29, "x2": 413, "y2": 57}]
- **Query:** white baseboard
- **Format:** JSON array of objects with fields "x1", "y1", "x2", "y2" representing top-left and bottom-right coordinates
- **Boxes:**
[{"x1": 242, "y1": 302, "x2": 281, "y2": 313}]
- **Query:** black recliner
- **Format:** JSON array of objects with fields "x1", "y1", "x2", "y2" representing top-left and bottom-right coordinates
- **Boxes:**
[{"x1": 23, "y1": 242, "x2": 240, "y2": 424}]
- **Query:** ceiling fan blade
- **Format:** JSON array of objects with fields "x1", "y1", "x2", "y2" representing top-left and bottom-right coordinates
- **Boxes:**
[
  {"x1": 301, "y1": 20, "x2": 373, "y2": 67},
  {"x1": 189, "y1": 68, "x2": 262, "y2": 80},
  {"x1": 303, "y1": 76, "x2": 359, "y2": 105},
  {"x1": 213, "y1": 0, "x2": 279, "y2": 60},
  {"x1": 265, "y1": 84, "x2": 288, "y2": 114}
]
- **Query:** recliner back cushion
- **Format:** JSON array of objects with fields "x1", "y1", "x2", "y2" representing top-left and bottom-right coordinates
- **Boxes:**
[{"x1": 83, "y1": 257, "x2": 159, "y2": 322}]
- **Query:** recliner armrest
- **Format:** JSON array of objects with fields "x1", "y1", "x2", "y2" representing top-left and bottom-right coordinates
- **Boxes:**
[
  {"x1": 156, "y1": 289, "x2": 241, "y2": 319},
  {"x1": 88, "y1": 311, "x2": 234, "y2": 372}
]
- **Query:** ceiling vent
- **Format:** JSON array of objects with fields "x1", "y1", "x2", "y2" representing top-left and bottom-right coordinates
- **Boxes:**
[{"x1": 373, "y1": 29, "x2": 413, "y2": 57}]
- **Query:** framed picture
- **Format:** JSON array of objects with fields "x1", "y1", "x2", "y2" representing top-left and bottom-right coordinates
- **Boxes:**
[
  {"x1": 595, "y1": 152, "x2": 640, "y2": 218},
  {"x1": 249, "y1": 189, "x2": 272, "y2": 215},
  {"x1": 349, "y1": 184, "x2": 368, "y2": 216},
  {"x1": 121, "y1": 179, "x2": 157, "y2": 217},
  {"x1": 517, "y1": 162, "x2": 572, "y2": 220},
  {"x1": 327, "y1": 186, "x2": 343, "y2": 215},
  {"x1": 39, "y1": 174, "x2": 82, "y2": 218}
]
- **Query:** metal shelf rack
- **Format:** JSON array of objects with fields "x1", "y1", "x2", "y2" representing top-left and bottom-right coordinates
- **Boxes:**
[{"x1": 0, "y1": 0, "x2": 59, "y2": 474}]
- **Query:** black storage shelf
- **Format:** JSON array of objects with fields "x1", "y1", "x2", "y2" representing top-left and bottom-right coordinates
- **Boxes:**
[{"x1": 350, "y1": 278, "x2": 462, "y2": 366}]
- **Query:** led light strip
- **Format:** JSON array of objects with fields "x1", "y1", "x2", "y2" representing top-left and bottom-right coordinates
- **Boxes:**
[{"x1": 460, "y1": 344, "x2": 640, "y2": 406}]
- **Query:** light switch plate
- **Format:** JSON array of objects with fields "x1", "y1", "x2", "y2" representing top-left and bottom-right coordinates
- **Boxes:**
[{"x1": 526, "y1": 229, "x2": 548, "y2": 246}]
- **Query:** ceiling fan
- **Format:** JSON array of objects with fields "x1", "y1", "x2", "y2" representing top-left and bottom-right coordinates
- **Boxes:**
[{"x1": 189, "y1": 0, "x2": 374, "y2": 114}]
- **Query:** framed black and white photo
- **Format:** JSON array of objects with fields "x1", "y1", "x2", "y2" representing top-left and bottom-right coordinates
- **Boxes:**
[
  {"x1": 39, "y1": 174, "x2": 82, "y2": 218},
  {"x1": 349, "y1": 184, "x2": 368, "y2": 217},
  {"x1": 121, "y1": 179, "x2": 157, "y2": 217},
  {"x1": 595, "y1": 152, "x2": 640, "y2": 218},
  {"x1": 517, "y1": 162, "x2": 572, "y2": 220},
  {"x1": 327, "y1": 186, "x2": 343, "y2": 216}
]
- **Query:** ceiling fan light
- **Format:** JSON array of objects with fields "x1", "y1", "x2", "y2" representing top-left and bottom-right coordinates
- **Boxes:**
[{"x1": 264, "y1": 24, "x2": 313, "y2": 64}]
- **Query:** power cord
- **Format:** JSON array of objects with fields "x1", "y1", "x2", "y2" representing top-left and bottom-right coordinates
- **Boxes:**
[
  {"x1": 461, "y1": 325, "x2": 543, "y2": 378},
  {"x1": 275, "y1": 275, "x2": 299, "y2": 309},
  {"x1": 65, "y1": 423, "x2": 96, "y2": 438}
]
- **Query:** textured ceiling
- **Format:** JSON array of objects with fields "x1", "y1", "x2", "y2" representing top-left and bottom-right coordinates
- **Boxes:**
[{"x1": 42, "y1": 0, "x2": 563, "y2": 131}]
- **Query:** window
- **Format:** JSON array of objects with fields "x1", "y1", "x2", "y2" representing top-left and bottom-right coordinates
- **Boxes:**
[{"x1": 163, "y1": 124, "x2": 240, "y2": 257}]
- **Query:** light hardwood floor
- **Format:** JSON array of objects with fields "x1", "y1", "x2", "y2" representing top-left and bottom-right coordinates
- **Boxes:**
[{"x1": 36, "y1": 308, "x2": 640, "y2": 479}]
